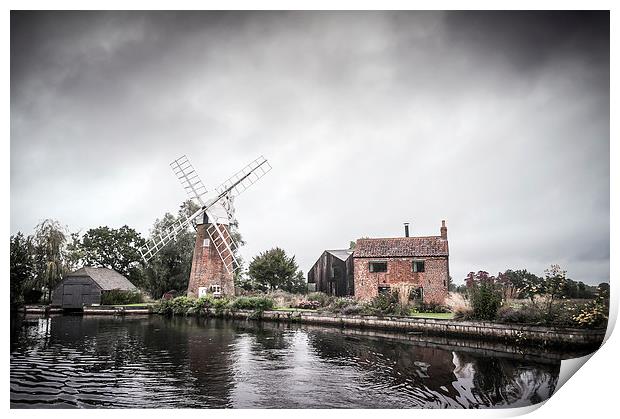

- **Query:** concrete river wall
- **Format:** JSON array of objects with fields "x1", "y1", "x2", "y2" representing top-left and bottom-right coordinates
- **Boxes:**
[
  {"x1": 23, "y1": 305, "x2": 605, "y2": 350},
  {"x1": 230, "y1": 309, "x2": 605, "y2": 349}
]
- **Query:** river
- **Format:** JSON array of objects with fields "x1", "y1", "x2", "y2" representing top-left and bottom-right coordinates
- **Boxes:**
[{"x1": 10, "y1": 314, "x2": 573, "y2": 408}]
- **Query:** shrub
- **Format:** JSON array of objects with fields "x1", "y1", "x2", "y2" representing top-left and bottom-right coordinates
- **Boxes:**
[
  {"x1": 211, "y1": 297, "x2": 232, "y2": 314},
  {"x1": 340, "y1": 304, "x2": 363, "y2": 315},
  {"x1": 453, "y1": 307, "x2": 474, "y2": 320},
  {"x1": 572, "y1": 297, "x2": 609, "y2": 329},
  {"x1": 444, "y1": 292, "x2": 470, "y2": 313},
  {"x1": 172, "y1": 296, "x2": 195, "y2": 316},
  {"x1": 295, "y1": 300, "x2": 321, "y2": 310},
  {"x1": 23, "y1": 289, "x2": 44, "y2": 304},
  {"x1": 188, "y1": 296, "x2": 214, "y2": 316},
  {"x1": 155, "y1": 299, "x2": 174, "y2": 316},
  {"x1": 265, "y1": 290, "x2": 305, "y2": 309},
  {"x1": 465, "y1": 273, "x2": 503, "y2": 321},
  {"x1": 231, "y1": 296, "x2": 274, "y2": 312},
  {"x1": 414, "y1": 301, "x2": 450, "y2": 313},
  {"x1": 496, "y1": 306, "x2": 532, "y2": 324},
  {"x1": 101, "y1": 289, "x2": 144, "y2": 305},
  {"x1": 360, "y1": 292, "x2": 408, "y2": 316},
  {"x1": 307, "y1": 292, "x2": 334, "y2": 307}
]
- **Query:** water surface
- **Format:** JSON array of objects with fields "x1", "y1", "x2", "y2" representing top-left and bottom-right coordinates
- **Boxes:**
[{"x1": 11, "y1": 315, "x2": 565, "y2": 408}]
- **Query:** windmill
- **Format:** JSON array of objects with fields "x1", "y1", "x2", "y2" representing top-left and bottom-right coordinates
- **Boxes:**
[{"x1": 139, "y1": 155, "x2": 272, "y2": 298}]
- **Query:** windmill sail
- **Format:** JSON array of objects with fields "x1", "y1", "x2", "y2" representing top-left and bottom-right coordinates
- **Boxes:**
[
  {"x1": 138, "y1": 154, "x2": 271, "y2": 270},
  {"x1": 170, "y1": 155, "x2": 209, "y2": 205},
  {"x1": 139, "y1": 206, "x2": 205, "y2": 262},
  {"x1": 214, "y1": 156, "x2": 272, "y2": 199},
  {"x1": 203, "y1": 208, "x2": 239, "y2": 274}
]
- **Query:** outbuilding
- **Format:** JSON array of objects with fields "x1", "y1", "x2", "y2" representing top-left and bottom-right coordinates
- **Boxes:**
[
  {"x1": 51, "y1": 267, "x2": 137, "y2": 309},
  {"x1": 307, "y1": 249, "x2": 354, "y2": 296}
]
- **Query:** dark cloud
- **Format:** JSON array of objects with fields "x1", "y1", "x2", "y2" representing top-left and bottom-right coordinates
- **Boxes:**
[{"x1": 10, "y1": 11, "x2": 609, "y2": 285}]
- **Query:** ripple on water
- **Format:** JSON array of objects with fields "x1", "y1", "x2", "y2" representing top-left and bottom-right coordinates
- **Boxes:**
[{"x1": 10, "y1": 315, "x2": 561, "y2": 408}]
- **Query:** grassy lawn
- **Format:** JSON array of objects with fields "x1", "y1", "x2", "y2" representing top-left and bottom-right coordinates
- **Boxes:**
[{"x1": 409, "y1": 312, "x2": 454, "y2": 320}]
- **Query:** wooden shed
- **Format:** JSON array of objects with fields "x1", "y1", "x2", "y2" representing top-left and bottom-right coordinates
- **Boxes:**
[
  {"x1": 307, "y1": 250, "x2": 354, "y2": 296},
  {"x1": 51, "y1": 267, "x2": 137, "y2": 309}
]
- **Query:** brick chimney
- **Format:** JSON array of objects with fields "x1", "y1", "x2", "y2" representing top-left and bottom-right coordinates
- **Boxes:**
[
  {"x1": 440, "y1": 220, "x2": 447, "y2": 239},
  {"x1": 404, "y1": 222, "x2": 410, "y2": 237}
]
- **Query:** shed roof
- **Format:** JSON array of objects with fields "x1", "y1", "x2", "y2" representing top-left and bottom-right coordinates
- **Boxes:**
[
  {"x1": 353, "y1": 236, "x2": 448, "y2": 258},
  {"x1": 65, "y1": 267, "x2": 137, "y2": 291},
  {"x1": 325, "y1": 249, "x2": 353, "y2": 261}
]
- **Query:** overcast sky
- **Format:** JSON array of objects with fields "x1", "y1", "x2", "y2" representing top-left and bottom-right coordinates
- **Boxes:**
[{"x1": 10, "y1": 11, "x2": 609, "y2": 285}]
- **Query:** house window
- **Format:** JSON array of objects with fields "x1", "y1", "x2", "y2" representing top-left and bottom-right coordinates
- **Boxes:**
[
  {"x1": 412, "y1": 260, "x2": 425, "y2": 273},
  {"x1": 409, "y1": 287, "x2": 424, "y2": 301},
  {"x1": 378, "y1": 285, "x2": 391, "y2": 295},
  {"x1": 369, "y1": 261, "x2": 387, "y2": 273},
  {"x1": 332, "y1": 266, "x2": 341, "y2": 279},
  {"x1": 203, "y1": 239, "x2": 210, "y2": 247}
]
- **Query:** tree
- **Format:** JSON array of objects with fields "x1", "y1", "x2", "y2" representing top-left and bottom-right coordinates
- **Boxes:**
[
  {"x1": 67, "y1": 225, "x2": 145, "y2": 287},
  {"x1": 283, "y1": 270, "x2": 307, "y2": 294},
  {"x1": 248, "y1": 247, "x2": 301, "y2": 292},
  {"x1": 543, "y1": 264, "x2": 569, "y2": 300},
  {"x1": 464, "y1": 271, "x2": 503, "y2": 320},
  {"x1": 32, "y1": 219, "x2": 68, "y2": 302},
  {"x1": 10, "y1": 232, "x2": 35, "y2": 308},
  {"x1": 141, "y1": 201, "x2": 197, "y2": 298},
  {"x1": 500, "y1": 269, "x2": 542, "y2": 299},
  {"x1": 229, "y1": 218, "x2": 247, "y2": 287}
]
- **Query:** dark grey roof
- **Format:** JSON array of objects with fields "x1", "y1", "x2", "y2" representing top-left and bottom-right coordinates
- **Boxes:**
[
  {"x1": 66, "y1": 267, "x2": 137, "y2": 291},
  {"x1": 325, "y1": 249, "x2": 353, "y2": 261}
]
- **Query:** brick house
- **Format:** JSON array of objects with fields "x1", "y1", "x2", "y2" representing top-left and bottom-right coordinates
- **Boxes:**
[{"x1": 352, "y1": 221, "x2": 449, "y2": 305}]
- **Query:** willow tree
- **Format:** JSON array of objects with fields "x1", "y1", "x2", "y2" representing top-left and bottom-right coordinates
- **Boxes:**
[{"x1": 33, "y1": 219, "x2": 68, "y2": 302}]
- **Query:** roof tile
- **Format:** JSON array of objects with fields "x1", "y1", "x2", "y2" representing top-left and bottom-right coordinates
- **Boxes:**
[{"x1": 353, "y1": 236, "x2": 448, "y2": 258}]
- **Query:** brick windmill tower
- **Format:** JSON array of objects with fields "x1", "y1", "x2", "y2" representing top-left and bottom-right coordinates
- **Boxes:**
[{"x1": 139, "y1": 155, "x2": 271, "y2": 298}]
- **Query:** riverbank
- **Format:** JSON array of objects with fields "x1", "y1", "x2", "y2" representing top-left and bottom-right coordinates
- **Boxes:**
[
  {"x1": 24, "y1": 304, "x2": 605, "y2": 350},
  {"x1": 227, "y1": 309, "x2": 605, "y2": 350}
]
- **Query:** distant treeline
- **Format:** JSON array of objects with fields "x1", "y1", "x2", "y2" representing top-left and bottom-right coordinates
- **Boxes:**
[{"x1": 450, "y1": 268, "x2": 603, "y2": 300}]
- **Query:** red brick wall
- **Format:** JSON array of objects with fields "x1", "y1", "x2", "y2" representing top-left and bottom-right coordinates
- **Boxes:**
[
  {"x1": 187, "y1": 223, "x2": 235, "y2": 297},
  {"x1": 353, "y1": 256, "x2": 449, "y2": 304}
]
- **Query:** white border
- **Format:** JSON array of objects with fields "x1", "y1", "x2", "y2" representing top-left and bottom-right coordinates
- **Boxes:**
[{"x1": 4, "y1": 2, "x2": 616, "y2": 418}]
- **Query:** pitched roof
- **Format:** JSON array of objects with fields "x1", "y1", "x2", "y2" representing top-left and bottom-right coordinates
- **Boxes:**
[
  {"x1": 353, "y1": 236, "x2": 448, "y2": 258},
  {"x1": 325, "y1": 249, "x2": 353, "y2": 261},
  {"x1": 66, "y1": 267, "x2": 137, "y2": 291}
]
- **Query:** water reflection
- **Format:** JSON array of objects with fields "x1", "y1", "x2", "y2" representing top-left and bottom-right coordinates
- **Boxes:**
[{"x1": 11, "y1": 315, "x2": 561, "y2": 408}]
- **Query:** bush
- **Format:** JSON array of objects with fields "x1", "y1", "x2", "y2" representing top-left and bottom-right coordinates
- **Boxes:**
[
  {"x1": 171, "y1": 296, "x2": 194, "y2": 316},
  {"x1": 572, "y1": 297, "x2": 609, "y2": 329},
  {"x1": 444, "y1": 292, "x2": 470, "y2": 313},
  {"x1": 155, "y1": 299, "x2": 174, "y2": 316},
  {"x1": 188, "y1": 296, "x2": 214, "y2": 316},
  {"x1": 414, "y1": 301, "x2": 450, "y2": 313},
  {"x1": 307, "y1": 292, "x2": 334, "y2": 307},
  {"x1": 101, "y1": 289, "x2": 144, "y2": 305},
  {"x1": 340, "y1": 304, "x2": 363, "y2": 315},
  {"x1": 295, "y1": 300, "x2": 321, "y2": 310},
  {"x1": 231, "y1": 296, "x2": 274, "y2": 312},
  {"x1": 496, "y1": 306, "x2": 532, "y2": 324},
  {"x1": 265, "y1": 290, "x2": 305, "y2": 309},
  {"x1": 468, "y1": 281, "x2": 502, "y2": 321},
  {"x1": 360, "y1": 292, "x2": 408, "y2": 316},
  {"x1": 23, "y1": 289, "x2": 43, "y2": 304}
]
